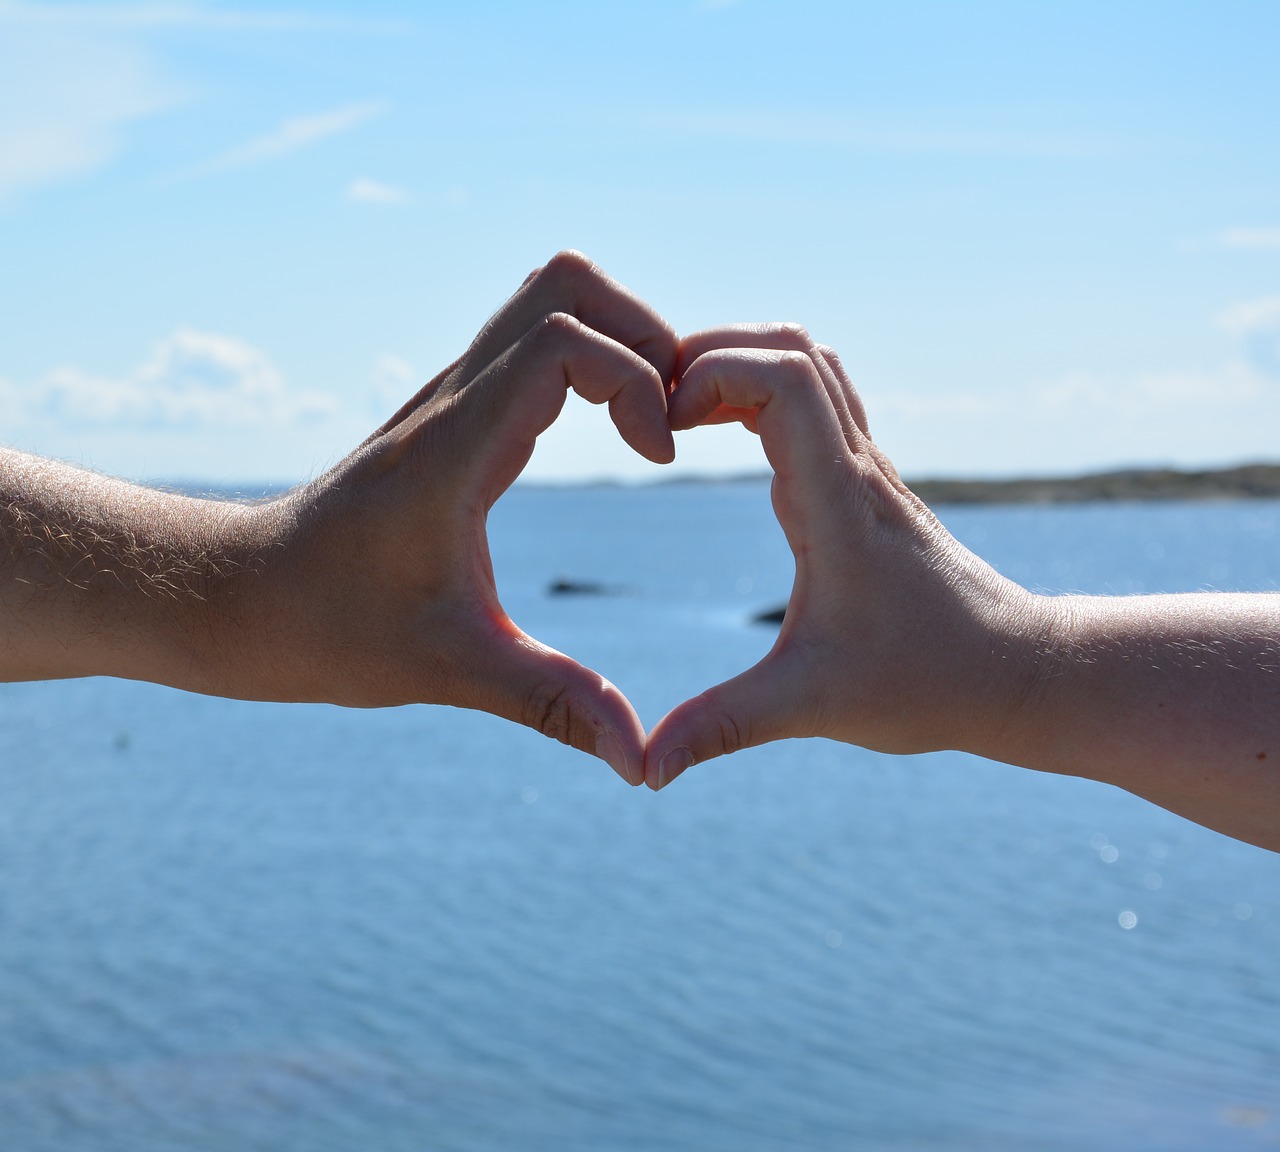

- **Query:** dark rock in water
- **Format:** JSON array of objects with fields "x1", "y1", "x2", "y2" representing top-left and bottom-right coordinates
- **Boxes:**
[
  {"x1": 548, "y1": 578, "x2": 610, "y2": 597},
  {"x1": 752, "y1": 605, "x2": 787, "y2": 626}
]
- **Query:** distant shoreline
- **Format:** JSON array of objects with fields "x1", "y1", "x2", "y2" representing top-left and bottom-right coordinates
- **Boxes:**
[
  {"x1": 178, "y1": 462, "x2": 1280, "y2": 506},
  {"x1": 533, "y1": 462, "x2": 1280, "y2": 506},
  {"x1": 905, "y1": 463, "x2": 1280, "y2": 506}
]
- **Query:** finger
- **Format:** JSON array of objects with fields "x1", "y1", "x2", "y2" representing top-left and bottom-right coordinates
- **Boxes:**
[
  {"x1": 371, "y1": 253, "x2": 676, "y2": 446},
  {"x1": 668, "y1": 347, "x2": 850, "y2": 500},
  {"x1": 814, "y1": 343, "x2": 870, "y2": 439},
  {"x1": 810, "y1": 342, "x2": 913, "y2": 498},
  {"x1": 471, "y1": 626, "x2": 648, "y2": 786},
  {"x1": 677, "y1": 324, "x2": 862, "y2": 445},
  {"x1": 436, "y1": 313, "x2": 673, "y2": 502},
  {"x1": 497, "y1": 312, "x2": 674, "y2": 462},
  {"x1": 643, "y1": 656, "x2": 805, "y2": 790},
  {"x1": 695, "y1": 404, "x2": 762, "y2": 433},
  {"x1": 462, "y1": 250, "x2": 678, "y2": 391}
]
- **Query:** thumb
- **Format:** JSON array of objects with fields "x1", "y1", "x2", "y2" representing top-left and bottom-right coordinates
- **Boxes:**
[
  {"x1": 644, "y1": 654, "x2": 803, "y2": 791},
  {"x1": 470, "y1": 626, "x2": 647, "y2": 786}
]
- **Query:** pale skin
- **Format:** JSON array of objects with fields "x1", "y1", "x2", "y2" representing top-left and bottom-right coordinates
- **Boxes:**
[
  {"x1": 4, "y1": 265, "x2": 1279, "y2": 852},
  {"x1": 0, "y1": 251, "x2": 678, "y2": 787},
  {"x1": 643, "y1": 324, "x2": 1280, "y2": 853}
]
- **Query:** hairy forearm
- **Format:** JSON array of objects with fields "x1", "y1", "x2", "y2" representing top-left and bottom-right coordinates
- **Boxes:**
[
  {"x1": 0, "y1": 448, "x2": 281, "y2": 692},
  {"x1": 986, "y1": 592, "x2": 1280, "y2": 849}
]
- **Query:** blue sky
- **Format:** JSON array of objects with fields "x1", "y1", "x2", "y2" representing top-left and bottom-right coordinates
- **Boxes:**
[{"x1": 2, "y1": 0, "x2": 1278, "y2": 484}]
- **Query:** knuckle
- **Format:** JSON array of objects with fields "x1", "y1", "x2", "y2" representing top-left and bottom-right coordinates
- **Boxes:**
[
  {"x1": 524, "y1": 679, "x2": 576, "y2": 746},
  {"x1": 638, "y1": 360, "x2": 663, "y2": 392},
  {"x1": 636, "y1": 317, "x2": 678, "y2": 359},
  {"x1": 527, "y1": 310, "x2": 582, "y2": 348},
  {"x1": 716, "y1": 707, "x2": 749, "y2": 757},
  {"x1": 776, "y1": 321, "x2": 812, "y2": 348},
  {"x1": 847, "y1": 453, "x2": 902, "y2": 519},
  {"x1": 776, "y1": 349, "x2": 816, "y2": 384},
  {"x1": 543, "y1": 248, "x2": 597, "y2": 289},
  {"x1": 699, "y1": 691, "x2": 748, "y2": 757}
]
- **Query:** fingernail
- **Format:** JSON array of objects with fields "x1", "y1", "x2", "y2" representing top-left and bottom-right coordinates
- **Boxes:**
[
  {"x1": 657, "y1": 747, "x2": 694, "y2": 791},
  {"x1": 595, "y1": 731, "x2": 635, "y2": 786}
]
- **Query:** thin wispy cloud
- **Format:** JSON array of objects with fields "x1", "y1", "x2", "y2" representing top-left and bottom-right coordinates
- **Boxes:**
[
  {"x1": 1218, "y1": 228, "x2": 1280, "y2": 251},
  {"x1": 625, "y1": 107, "x2": 1106, "y2": 159},
  {"x1": 1217, "y1": 296, "x2": 1280, "y2": 379},
  {"x1": 0, "y1": 1, "x2": 399, "y2": 205},
  {"x1": 876, "y1": 292, "x2": 1280, "y2": 476},
  {"x1": 1217, "y1": 296, "x2": 1280, "y2": 336},
  {"x1": 367, "y1": 354, "x2": 417, "y2": 416},
  {"x1": 0, "y1": 27, "x2": 171, "y2": 204},
  {"x1": 0, "y1": 1, "x2": 407, "y2": 33},
  {"x1": 1034, "y1": 365, "x2": 1263, "y2": 414},
  {"x1": 871, "y1": 358, "x2": 1279, "y2": 481},
  {"x1": 192, "y1": 102, "x2": 387, "y2": 175},
  {"x1": 882, "y1": 364, "x2": 1267, "y2": 431},
  {"x1": 346, "y1": 177, "x2": 408, "y2": 205},
  {"x1": 876, "y1": 392, "x2": 996, "y2": 418}
]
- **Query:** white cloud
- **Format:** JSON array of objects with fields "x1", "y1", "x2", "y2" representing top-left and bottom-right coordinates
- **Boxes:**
[
  {"x1": 196, "y1": 102, "x2": 387, "y2": 174},
  {"x1": 0, "y1": 23, "x2": 171, "y2": 204},
  {"x1": 346, "y1": 177, "x2": 408, "y2": 205},
  {"x1": 1219, "y1": 228, "x2": 1280, "y2": 251},
  {"x1": 5, "y1": 329, "x2": 338, "y2": 429}
]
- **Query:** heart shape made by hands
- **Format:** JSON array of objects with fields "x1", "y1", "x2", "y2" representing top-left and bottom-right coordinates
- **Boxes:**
[{"x1": 272, "y1": 253, "x2": 998, "y2": 804}]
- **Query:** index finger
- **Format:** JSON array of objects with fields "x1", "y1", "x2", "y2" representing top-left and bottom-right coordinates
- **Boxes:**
[
  {"x1": 463, "y1": 250, "x2": 678, "y2": 388},
  {"x1": 371, "y1": 251, "x2": 678, "y2": 447},
  {"x1": 673, "y1": 347, "x2": 851, "y2": 502},
  {"x1": 678, "y1": 323, "x2": 869, "y2": 444}
]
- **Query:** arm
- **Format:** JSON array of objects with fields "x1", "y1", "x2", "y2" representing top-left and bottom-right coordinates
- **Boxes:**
[
  {"x1": 0, "y1": 450, "x2": 279, "y2": 690},
  {"x1": 999, "y1": 594, "x2": 1280, "y2": 851},
  {"x1": 1, "y1": 250, "x2": 676, "y2": 786},
  {"x1": 643, "y1": 324, "x2": 1280, "y2": 852}
]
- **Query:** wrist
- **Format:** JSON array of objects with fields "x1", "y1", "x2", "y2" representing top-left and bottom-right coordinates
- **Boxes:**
[
  {"x1": 948, "y1": 581, "x2": 1069, "y2": 764},
  {"x1": 956, "y1": 587, "x2": 1076, "y2": 769},
  {"x1": 170, "y1": 495, "x2": 298, "y2": 699}
]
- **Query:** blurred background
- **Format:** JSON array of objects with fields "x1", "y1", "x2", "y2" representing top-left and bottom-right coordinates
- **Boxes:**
[{"x1": 2, "y1": 0, "x2": 1278, "y2": 486}]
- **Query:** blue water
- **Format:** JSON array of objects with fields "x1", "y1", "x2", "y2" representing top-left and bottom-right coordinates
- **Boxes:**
[{"x1": 1, "y1": 485, "x2": 1278, "y2": 1151}]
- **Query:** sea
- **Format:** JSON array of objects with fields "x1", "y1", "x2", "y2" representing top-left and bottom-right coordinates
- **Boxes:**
[{"x1": 1, "y1": 482, "x2": 1278, "y2": 1152}]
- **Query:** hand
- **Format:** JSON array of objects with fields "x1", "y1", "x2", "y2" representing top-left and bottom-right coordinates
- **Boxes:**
[
  {"x1": 213, "y1": 252, "x2": 677, "y2": 783},
  {"x1": 643, "y1": 324, "x2": 1047, "y2": 790}
]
